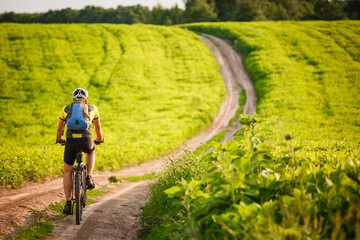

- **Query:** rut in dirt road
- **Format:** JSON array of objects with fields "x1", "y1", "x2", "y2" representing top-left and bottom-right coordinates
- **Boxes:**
[{"x1": 0, "y1": 34, "x2": 256, "y2": 240}]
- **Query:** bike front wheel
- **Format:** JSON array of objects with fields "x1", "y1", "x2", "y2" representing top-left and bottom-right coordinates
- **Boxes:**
[{"x1": 75, "y1": 173, "x2": 83, "y2": 225}]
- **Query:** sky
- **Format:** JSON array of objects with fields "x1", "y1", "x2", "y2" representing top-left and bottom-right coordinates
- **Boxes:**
[{"x1": 0, "y1": 0, "x2": 185, "y2": 13}]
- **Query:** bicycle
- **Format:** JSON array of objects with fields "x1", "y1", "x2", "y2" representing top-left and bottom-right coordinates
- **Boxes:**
[{"x1": 56, "y1": 138, "x2": 104, "y2": 225}]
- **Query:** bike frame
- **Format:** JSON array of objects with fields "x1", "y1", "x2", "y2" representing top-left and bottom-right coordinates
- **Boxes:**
[{"x1": 71, "y1": 150, "x2": 87, "y2": 225}]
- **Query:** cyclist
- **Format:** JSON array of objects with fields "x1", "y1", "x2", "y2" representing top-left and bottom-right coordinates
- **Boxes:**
[{"x1": 56, "y1": 88, "x2": 104, "y2": 215}]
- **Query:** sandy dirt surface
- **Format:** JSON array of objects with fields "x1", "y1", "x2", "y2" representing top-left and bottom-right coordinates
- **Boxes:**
[
  {"x1": 0, "y1": 35, "x2": 256, "y2": 240},
  {"x1": 48, "y1": 181, "x2": 150, "y2": 240}
]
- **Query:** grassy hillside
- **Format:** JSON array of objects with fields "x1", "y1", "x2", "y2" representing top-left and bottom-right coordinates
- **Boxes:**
[
  {"x1": 0, "y1": 23, "x2": 225, "y2": 187},
  {"x1": 140, "y1": 21, "x2": 360, "y2": 239},
  {"x1": 184, "y1": 21, "x2": 360, "y2": 141}
]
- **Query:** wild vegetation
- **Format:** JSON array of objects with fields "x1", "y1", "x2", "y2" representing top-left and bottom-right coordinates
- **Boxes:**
[
  {"x1": 0, "y1": 23, "x2": 225, "y2": 187},
  {"x1": 139, "y1": 21, "x2": 360, "y2": 239}
]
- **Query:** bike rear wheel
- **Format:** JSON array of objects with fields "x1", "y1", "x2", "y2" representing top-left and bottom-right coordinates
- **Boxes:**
[
  {"x1": 75, "y1": 173, "x2": 83, "y2": 225},
  {"x1": 82, "y1": 167, "x2": 87, "y2": 208}
]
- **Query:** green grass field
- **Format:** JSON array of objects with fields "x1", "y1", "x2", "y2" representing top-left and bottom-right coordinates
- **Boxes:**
[
  {"x1": 0, "y1": 23, "x2": 225, "y2": 187},
  {"x1": 184, "y1": 21, "x2": 360, "y2": 141},
  {"x1": 140, "y1": 21, "x2": 360, "y2": 239}
]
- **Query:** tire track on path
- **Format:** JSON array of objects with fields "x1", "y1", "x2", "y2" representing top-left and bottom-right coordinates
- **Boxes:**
[{"x1": 0, "y1": 34, "x2": 256, "y2": 239}]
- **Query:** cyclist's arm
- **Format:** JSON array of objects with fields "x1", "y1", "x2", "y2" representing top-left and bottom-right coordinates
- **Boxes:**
[
  {"x1": 57, "y1": 119, "x2": 66, "y2": 141},
  {"x1": 93, "y1": 118, "x2": 103, "y2": 141}
]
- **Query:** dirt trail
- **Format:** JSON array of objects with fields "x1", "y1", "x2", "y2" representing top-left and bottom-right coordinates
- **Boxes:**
[
  {"x1": 0, "y1": 35, "x2": 256, "y2": 240},
  {"x1": 49, "y1": 181, "x2": 150, "y2": 240},
  {"x1": 200, "y1": 34, "x2": 257, "y2": 142}
]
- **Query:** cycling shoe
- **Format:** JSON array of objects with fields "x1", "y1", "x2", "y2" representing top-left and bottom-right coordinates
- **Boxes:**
[
  {"x1": 63, "y1": 201, "x2": 72, "y2": 215},
  {"x1": 86, "y1": 175, "x2": 95, "y2": 190}
]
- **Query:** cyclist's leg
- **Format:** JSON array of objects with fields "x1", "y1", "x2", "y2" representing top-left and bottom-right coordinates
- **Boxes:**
[
  {"x1": 63, "y1": 138, "x2": 77, "y2": 200},
  {"x1": 63, "y1": 162, "x2": 74, "y2": 200},
  {"x1": 80, "y1": 137, "x2": 96, "y2": 176},
  {"x1": 81, "y1": 137, "x2": 96, "y2": 189},
  {"x1": 85, "y1": 151, "x2": 96, "y2": 189},
  {"x1": 63, "y1": 163, "x2": 73, "y2": 215},
  {"x1": 86, "y1": 150, "x2": 95, "y2": 176}
]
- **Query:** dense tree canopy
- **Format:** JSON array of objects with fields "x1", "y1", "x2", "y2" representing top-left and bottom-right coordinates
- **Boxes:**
[
  {"x1": 0, "y1": 0, "x2": 359, "y2": 24},
  {"x1": 184, "y1": 0, "x2": 217, "y2": 22}
]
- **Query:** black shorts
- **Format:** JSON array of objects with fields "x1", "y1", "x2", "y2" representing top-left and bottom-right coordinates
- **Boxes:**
[{"x1": 64, "y1": 137, "x2": 95, "y2": 166}]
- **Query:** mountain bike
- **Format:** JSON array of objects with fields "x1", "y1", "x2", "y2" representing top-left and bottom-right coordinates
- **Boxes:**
[{"x1": 57, "y1": 138, "x2": 104, "y2": 225}]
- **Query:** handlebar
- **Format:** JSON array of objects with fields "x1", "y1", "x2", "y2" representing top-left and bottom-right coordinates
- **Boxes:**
[
  {"x1": 56, "y1": 138, "x2": 66, "y2": 145},
  {"x1": 94, "y1": 138, "x2": 105, "y2": 145},
  {"x1": 56, "y1": 138, "x2": 105, "y2": 145}
]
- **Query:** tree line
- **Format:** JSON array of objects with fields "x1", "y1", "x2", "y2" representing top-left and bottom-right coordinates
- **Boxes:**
[{"x1": 1, "y1": 0, "x2": 359, "y2": 24}]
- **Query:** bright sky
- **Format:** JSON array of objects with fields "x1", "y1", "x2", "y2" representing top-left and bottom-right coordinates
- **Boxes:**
[{"x1": 0, "y1": 0, "x2": 185, "y2": 13}]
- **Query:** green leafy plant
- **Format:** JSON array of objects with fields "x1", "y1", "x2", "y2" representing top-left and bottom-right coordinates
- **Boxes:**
[
  {"x1": 108, "y1": 176, "x2": 122, "y2": 183},
  {"x1": 140, "y1": 114, "x2": 360, "y2": 239}
]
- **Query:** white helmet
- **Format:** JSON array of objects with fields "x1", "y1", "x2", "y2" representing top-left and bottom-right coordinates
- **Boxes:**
[{"x1": 72, "y1": 88, "x2": 89, "y2": 100}]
